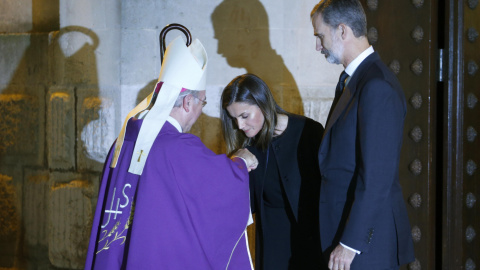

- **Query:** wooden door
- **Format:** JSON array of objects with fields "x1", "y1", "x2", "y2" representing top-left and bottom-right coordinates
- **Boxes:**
[
  {"x1": 443, "y1": 0, "x2": 480, "y2": 269},
  {"x1": 361, "y1": 0, "x2": 480, "y2": 269},
  {"x1": 361, "y1": 0, "x2": 439, "y2": 268}
]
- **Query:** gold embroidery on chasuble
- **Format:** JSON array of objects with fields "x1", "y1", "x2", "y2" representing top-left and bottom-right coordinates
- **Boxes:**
[{"x1": 96, "y1": 200, "x2": 136, "y2": 254}]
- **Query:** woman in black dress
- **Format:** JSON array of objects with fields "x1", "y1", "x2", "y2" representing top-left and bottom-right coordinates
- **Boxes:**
[{"x1": 220, "y1": 73, "x2": 327, "y2": 270}]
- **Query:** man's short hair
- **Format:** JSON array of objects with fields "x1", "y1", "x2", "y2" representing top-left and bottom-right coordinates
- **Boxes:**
[{"x1": 311, "y1": 0, "x2": 367, "y2": 38}]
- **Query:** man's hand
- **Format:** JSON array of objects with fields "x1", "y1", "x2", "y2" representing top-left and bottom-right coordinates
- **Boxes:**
[
  {"x1": 232, "y1": 148, "x2": 258, "y2": 171},
  {"x1": 328, "y1": 244, "x2": 356, "y2": 270}
]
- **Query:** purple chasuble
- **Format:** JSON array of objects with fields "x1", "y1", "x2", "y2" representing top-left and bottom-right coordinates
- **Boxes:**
[{"x1": 85, "y1": 119, "x2": 253, "y2": 269}]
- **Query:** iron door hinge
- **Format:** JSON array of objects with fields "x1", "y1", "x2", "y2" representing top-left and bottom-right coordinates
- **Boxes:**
[{"x1": 438, "y1": 49, "x2": 444, "y2": 82}]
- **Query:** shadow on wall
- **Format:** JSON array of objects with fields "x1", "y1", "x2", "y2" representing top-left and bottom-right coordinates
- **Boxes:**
[
  {"x1": 210, "y1": 0, "x2": 307, "y2": 264},
  {"x1": 0, "y1": 25, "x2": 104, "y2": 269},
  {"x1": 211, "y1": 0, "x2": 304, "y2": 116},
  {"x1": 135, "y1": 80, "x2": 158, "y2": 106},
  {"x1": 190, "y1": 113, "x2": 227, "y2": 154},
  {"x1": 0, "y1": 30, "x2": 51, "y2": 269}
]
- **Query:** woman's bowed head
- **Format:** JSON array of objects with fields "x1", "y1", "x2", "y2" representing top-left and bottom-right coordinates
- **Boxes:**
[{"x1": 221, "y1": 73, "x2": 288, "y2": 155}]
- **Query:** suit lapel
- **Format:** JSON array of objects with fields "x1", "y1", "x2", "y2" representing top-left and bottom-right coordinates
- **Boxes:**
[
  {"x1": 322, "y1": 83, "x2": 354, "y2": 137},
  {"x1": 321, "y1": 52, "x2": 380, "y2": 142}
]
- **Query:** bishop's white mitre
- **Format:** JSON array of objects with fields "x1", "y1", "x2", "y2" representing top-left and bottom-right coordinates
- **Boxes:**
[{"x1": 110, "y1": 36, "x2": 208, "y2": 175}]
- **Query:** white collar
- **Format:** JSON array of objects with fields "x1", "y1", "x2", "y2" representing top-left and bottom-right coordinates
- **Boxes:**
[
  {"x1": 137, "y1": 111, "x2": 182, "y2": 133},
  {"x1": 166, "y1": 116, "x2": 183, "y2": 133},
  {"x1": 345, "y1": 46, "x2": 374, "y2": 77}
]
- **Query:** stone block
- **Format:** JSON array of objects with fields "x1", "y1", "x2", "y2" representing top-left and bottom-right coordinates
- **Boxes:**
[
  {"x1": 77, "y1": 88, "x2": 115, "y2": 172},
  {"x1": 0, "y1": 34, "x2": 31, "y2": 87},
  {"x1": 17, "y1": 34, "x2": 50, "y2": 88},
  {"x1": 48, "y1": 173, "x2": 94, "y2": 269},
  {"x1": 49, "y1": 28, "x2": 100, "y2": 86},
  {"x1": 23, "y1": 169, "x2": 50, "y2": 247},
  {"x1": 122, "y1": 0, "x2": 212, "y2": 33},
  {"x1": 190, "y1": 113, "x2": 225, "y2": 155},
  {"x1": 0, "y1": 92, "x2": 45, "y2": 165},
  {"x1": 0, "y1": 170, "x2": 21, "y2": 268},
  {"x1": 173, "y1": 3, "x2": 213, "y2": 33},
  {"x1": 273, "y1": 84, "x2": 305, "y2": 116},
  {"x1": 92, "y1": 29, "x2": 121, "y2": 87},
  {"x1": 0, "y1": 34, "x2": 49, "y2": 88},
  {"x1": 280, "y1": 0, "x2": 317, "y2": 28},
  {"x1": 122, "y1": 0, "x2": 157, "y2": 29},
  {"x1": 201, "y1": 84, "x2": 223, "y2": 119},
  {"x1": 47, "y1": 87, "x2": 75, "y2": 170},
  {"x1": 120, "y1": 29, "x2": 157, "y2": 85},
  {"x1": 60, "y1": 0, "x2": 122, "y2": 29},
  {"x1": 59, "y1": 1, "x2": 95, "y2": 29},
  {"x1": 119, "y1": 82, "x2": 156, "y2": 125},
  {"x1": 303, "y1": 98, "x2": 333, "y2": 127},
  {"x1": 204, "y1": 51, "x2": 245, "y2": 87},
  {"x1": 32, "y1": 0, "x2": 59, "y2": 32},
  {"x1": 102, "y1": 0, "x2": 122, "y2": 29},
  {"x1": 0, "y1": 0, "x2": 32, "y2": 33}
]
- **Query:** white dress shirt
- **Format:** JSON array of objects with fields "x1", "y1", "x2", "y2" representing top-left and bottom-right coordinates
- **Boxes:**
[{"x1": 166, "y1": 116, "x2": 183, "y2": 133}]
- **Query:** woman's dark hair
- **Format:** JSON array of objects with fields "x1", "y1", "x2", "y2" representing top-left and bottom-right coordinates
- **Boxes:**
[{"x1": 221, "y1": 73, "x2": 286, "y2": 155}]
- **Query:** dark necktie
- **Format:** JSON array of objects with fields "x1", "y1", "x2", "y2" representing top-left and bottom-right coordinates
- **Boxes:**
[{"x1": 326, "y1": 71, "x2": 349, "y2": 125}]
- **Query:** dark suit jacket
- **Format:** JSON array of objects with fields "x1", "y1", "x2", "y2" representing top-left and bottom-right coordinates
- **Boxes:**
[
  {"x1": 248, "y1": 114, "x2": 325, "y2": 269},
  {"x1": 318, "y1": 52, "x2": 415, "y2": 269}
]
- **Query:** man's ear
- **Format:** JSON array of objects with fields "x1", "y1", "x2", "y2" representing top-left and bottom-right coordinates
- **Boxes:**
[
  {"x1": 339, "y1": 23, "x2": 347, "y2": 40},
  {"x1": 337, "y1": 23, "x2": 353, "y2": 40},
  {"x1": 182, "y1": 95, "x2": 192, "y2": 113}
]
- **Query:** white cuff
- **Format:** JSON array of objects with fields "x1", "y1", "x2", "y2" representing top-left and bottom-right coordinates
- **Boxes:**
[
  {"x1": 340, "y1": 242, "x2": 361, "y2": 254},
  {"x1": 231, "y1": 156, "x2": 248, "y2": 167}
]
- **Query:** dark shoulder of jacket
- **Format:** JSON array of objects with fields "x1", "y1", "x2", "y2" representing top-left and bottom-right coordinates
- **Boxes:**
[
  {"x1": 286, "y1": 113, "x2": 306, "y2": 129},
  {"x1": 361, "y1": 53, "x2": 402, "y2": 89},
  {"x1": 294, "y1": 116, "x2": 322, "y2": 153},
  {"x1": 303, "y1": 116, "x2": 324, "y2": 135},
  {"x1": 291, "y1": 113, "x2": 324, "y2": 140},
  {"x1": 285, "y1": 113, "x2": 324, "y2": 138}
]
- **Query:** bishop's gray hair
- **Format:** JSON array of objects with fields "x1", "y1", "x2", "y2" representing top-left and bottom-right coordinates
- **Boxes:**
[{"x1": 173, "y1": 90, "x2": 200, "y2": 108}]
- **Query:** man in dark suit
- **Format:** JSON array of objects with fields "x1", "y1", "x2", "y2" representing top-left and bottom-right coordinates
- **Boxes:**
[{"x1": 310, "y1": 1, "x2": 415, "y2": 269}]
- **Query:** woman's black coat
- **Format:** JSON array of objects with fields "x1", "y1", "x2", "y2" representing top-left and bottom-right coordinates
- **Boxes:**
[{"x1": 247, "y1": 114, "x2": 325, "y2": 269}]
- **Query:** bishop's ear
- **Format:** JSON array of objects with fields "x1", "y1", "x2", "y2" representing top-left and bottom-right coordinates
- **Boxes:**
[{"x1": 182, "y1": 94, "x2": 193, "y2": 113}]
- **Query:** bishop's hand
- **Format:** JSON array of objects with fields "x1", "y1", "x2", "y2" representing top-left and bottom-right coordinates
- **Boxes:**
[{"x1": 231, "y1": 148, "x2": 258, "y2": 172}]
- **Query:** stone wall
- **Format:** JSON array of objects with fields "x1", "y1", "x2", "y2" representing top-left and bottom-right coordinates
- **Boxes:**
[{"x1": 0, "y1": 0, "x2": 339, "y2": 268}]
